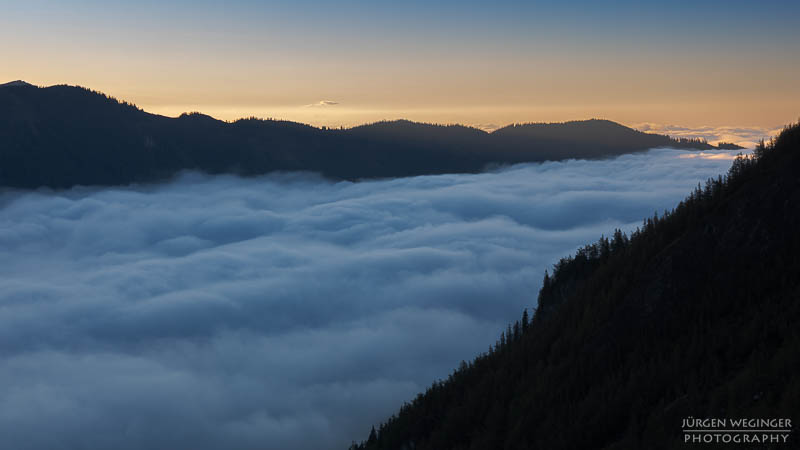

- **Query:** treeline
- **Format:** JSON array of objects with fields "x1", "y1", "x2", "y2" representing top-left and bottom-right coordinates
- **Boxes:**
[
  {"x1": 672, "y1": 136, "x2": 708, "y2": 146},
  {"x1": 0, "y1": 83, "x2": 739, "y2": 189},
  {"x1": 348, "y1": 122, "x2": 800, "y2": 449}
]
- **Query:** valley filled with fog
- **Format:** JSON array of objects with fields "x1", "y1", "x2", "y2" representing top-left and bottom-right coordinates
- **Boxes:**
[{"x1": 0, "y1": 148, "x2": 740, "y2": 450}]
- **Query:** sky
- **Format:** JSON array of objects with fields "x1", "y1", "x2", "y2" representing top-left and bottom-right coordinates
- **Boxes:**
[
  {"x1": 0, "y1": 149, "x2": 738, "y2": 450},
  {"x1": 2, "y1": 0, "x2": 798, "y2": 130}
]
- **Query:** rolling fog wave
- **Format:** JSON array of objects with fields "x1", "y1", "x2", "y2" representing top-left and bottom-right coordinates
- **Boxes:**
[{"x1": 0, "y1": 148, "x2": 737, "y2": 450}]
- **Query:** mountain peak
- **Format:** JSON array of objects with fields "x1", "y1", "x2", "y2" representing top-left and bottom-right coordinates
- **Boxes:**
[{"x1": 0, "y1": 80, "x2": 34, "y2": 88}]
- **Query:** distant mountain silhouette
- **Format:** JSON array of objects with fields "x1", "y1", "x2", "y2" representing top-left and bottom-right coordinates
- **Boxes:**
[
  {"x1": 0, "y1": 82, "x2": 742, "y2": 189},
  {"x1": 0, "y1": 80, "x2": 34, "y2": 88},
  {"x1": 348, "y1": 123, "x2": 800, "y2": 450},
  {"x1": 716, "y1": 141, "x2": 744, "y2": 150}
]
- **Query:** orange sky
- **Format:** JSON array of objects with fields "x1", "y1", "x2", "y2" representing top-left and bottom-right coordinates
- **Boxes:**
[{"x1": 3, "y1": 1, "x2": 798, "y2": 131}]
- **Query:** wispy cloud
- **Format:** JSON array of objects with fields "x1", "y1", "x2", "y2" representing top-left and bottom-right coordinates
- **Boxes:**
[
  {"x1": 306, "y1": 100, "x2": 339, "y2": 107},
  {"x1": 472, "y1": 123, "x2": 500, "y2": 132},
  {"x1": 0, "y1": 149, "x2": 737, "y2": 450},
  {"x1": 678, "y1": 152, "x2": 740, "y2": 160}
]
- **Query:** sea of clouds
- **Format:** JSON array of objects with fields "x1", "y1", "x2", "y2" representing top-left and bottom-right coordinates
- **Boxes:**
[{"x1": 0, "y1": 148, "x2": 739, "y2": 450}]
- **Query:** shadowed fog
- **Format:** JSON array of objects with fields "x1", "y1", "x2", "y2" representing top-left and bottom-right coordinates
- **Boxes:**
[{"x1": 0, "y1": 149, "x2": 738, "y2": 450}]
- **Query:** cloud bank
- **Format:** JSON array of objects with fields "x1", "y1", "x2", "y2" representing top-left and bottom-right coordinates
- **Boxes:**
[
  {"x1": 633, "y1": 122, "x2": 784, "y2": 148},
  {"x1": 0, "y1": 149, "x2": 737, "y2": 450}
]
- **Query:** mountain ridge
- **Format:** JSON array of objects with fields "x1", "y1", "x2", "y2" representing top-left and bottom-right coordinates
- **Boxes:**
[{"x1": 0, "y1": 82, "x2": 741, "y2": 189}]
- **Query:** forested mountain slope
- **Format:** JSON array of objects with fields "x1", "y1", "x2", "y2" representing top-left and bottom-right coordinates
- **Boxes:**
[
  {"x1": 350, "y1": 123, "x2": 800, "y2": 450},
  {"x1": 0, "y1": 82, "x2": 737, "y2": 189}
]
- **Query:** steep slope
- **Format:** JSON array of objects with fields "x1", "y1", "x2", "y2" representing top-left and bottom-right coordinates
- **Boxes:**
[
  {"x1": 350, "y1": 123, "x2": 800, "y2": 450},
  {"x1": 0, "y1": 83, "x2": 738, "y2": 189}
]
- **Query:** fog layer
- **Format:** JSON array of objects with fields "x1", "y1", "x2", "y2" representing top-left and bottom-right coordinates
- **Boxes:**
[{"x1": 0, "y1": 149, "x2": 736, "y2": 450}]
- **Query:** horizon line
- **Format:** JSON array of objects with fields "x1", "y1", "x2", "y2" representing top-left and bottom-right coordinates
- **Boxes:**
[{"x1": 2, "y1": 79, "x2": 791, "y2": 144}]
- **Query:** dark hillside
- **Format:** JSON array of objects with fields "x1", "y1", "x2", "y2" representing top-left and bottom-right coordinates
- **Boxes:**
[
  {"x1": 349, "y1": 123, "x2": 800, "y2": 450},
  {"x1": 0, "y1": 83, "x2": 737, "y2": 189},
  {"x1": 491, "y1": 119, "x2": 717, "y2": 160}
]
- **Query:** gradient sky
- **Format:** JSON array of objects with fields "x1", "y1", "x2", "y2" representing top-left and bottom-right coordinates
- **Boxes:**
[{"x1": 2, "y1": 0, "x2": 799, "y2": 129}]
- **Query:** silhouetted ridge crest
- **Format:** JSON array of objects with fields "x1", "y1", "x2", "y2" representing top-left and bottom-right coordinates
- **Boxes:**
[
  {"x1": 0, "y1": 80, "x2": 35, "y2": 88},
  {"x1": 0, "y1": 83, "x2": 738, "y2": 189}
]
